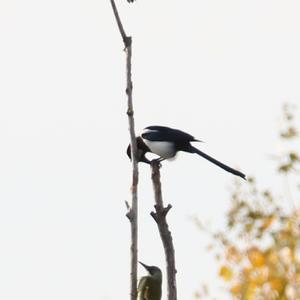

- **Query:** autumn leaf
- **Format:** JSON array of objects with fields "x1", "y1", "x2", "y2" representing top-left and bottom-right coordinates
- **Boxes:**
[
  {"x1": 219, "y1": 265, "x2": 233, "y2": 281},
  {"x1": 248, "y1": 247, "x2": 265, "y2": 267}
]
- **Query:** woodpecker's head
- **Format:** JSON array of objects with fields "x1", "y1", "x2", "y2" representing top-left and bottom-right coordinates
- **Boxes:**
[
  {"x1": 139, "y1": 261, "x2": 162, "y2": 280},
  {"x1": 127, "y1": 137, "x2": 151, "y2": 164}
]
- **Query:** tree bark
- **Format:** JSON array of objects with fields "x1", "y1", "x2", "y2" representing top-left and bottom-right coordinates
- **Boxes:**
[
  {"x1": 110, "y1": 1, "x2": 139, "y2": 299},
  {"x1": 150, "y1": 161, "x2": 177, "y2": 300}
]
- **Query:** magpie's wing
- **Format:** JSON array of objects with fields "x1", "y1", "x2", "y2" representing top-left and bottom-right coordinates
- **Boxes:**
[{"x1": 142, "y1": 125, "x2": 199, "y2": 143}]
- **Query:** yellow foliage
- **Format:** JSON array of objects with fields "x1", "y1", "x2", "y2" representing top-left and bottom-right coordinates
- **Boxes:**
[
  {"x1": 261, "y1": 216, "x2": 275, "y2": 230},
  {"x1": 219, "y1": 265, "x2": 233, "y2": 281},
  {"x1": 242, "y1": 267, "x2": 252, "y2": 278},
  {"x1": 249, "y1": 266, "x2": 268, "y2": 285},
  {"x1": 248, "y1": 247, "x2": 265, "y2": 267},
  {"x1": 199, "y1": 105, "x2": 300, "y2": 299},
  {"x1": 226, "y1": 246, "x2": 242, "y2": 263},
  {"x1": 244, "y1": 282, "x2": 257, "y2": 300},
  {"x1": 230, "y1": 283, "x2": 242, "y2": 295},
  {"x1": 266, "y1": 249, "x2": 279, "y2": 265},
  {"x1": 268, "y1": 277, "x2": 285, "y2": 293}
]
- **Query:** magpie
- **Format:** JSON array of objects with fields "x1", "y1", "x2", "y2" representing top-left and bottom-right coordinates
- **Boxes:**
[{"x1": 127, "y1": 125, "x2": 246, "y2": 179}]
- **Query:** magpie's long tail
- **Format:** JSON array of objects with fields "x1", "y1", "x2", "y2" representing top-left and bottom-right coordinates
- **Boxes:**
[{"x1": 190, "y1": 146, "x2": 246, "y2": 180}]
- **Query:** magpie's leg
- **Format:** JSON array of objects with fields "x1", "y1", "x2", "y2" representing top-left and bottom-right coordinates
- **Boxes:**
[
  {"x1": 157, "y1": 157, "x2": 166, "y2": 162},
  {"x1": 151, "y1": 157, "x2": 165, "y2": 163},
  {"x1": 150, "y1": 157, "x2": 164, "y2": 168}
]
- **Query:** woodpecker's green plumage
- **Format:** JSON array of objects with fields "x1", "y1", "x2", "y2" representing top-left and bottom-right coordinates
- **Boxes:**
[{"x1": 137, "y1": 262, "x2": 162, "y2": 300}]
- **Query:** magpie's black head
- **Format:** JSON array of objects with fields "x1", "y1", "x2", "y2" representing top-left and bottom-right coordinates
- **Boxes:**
[{"x1": 127, "y1": 137, "x2": 151, "y2": 164}]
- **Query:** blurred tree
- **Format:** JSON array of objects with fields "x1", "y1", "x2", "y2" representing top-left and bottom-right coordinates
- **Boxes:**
[{"x1": 196, "y1": 104, "x2": 300, "y2": 300}]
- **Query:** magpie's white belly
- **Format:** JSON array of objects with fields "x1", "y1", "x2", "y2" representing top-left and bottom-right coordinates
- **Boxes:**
[{"x1": 143, "y1": 140, "x2": 176, "y2": 159}]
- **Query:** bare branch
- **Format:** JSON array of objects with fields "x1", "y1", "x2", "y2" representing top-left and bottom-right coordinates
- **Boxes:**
[
  {"x1": 110, "y1": 0, "x2": 131, "y2": 47},
  {"x1": 110, "y1": 1, "x2": 138, "y2": 299},
  {"x1": 150, "y1": 161, "x2": 177, "y2": 300}
]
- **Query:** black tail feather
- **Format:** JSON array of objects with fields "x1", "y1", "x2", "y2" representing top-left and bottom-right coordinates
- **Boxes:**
[{"x1": 190, "y1": 146, "x2": 246, "y2": 180}]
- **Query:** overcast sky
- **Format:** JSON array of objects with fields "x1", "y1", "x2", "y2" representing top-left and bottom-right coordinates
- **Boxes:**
[{"x1": 1, "y1": 0, "x2": 300, "y2": 299}]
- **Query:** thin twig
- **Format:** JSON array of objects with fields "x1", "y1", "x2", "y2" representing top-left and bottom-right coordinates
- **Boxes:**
[
  {"x1": 110, "y1": 0, "x2": 131, "y2": 47},
  {"x1": 110, "y1": 1, "x2": 138, "y2": 300},
  {"x1": 150, "y1": 161, "x2": 177, "y2": 300}
]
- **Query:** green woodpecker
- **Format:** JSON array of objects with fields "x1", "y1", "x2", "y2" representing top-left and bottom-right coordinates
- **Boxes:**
[{"x1": 137, "y1": 262, "x2": 162, "y2": 300}]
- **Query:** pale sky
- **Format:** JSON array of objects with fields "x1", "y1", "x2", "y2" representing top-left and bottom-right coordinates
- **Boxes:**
[{"x1": 1, "y1": 0, "x2": 300, "y2": 299}]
